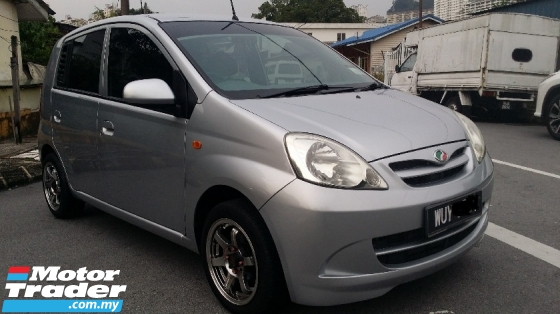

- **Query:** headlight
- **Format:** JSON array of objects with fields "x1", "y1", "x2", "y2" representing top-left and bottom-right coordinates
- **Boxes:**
[
  {"x1": 453, "y1": 112, "x2": 486, "y2": 163},
  {"x1": 285, "y1": 133, "x2": 388, "y2": 189}
]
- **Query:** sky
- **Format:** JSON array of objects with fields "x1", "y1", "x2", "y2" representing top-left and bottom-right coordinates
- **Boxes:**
[{"x1": 42, "y1": 0, "x2": 394, "y2": 21}]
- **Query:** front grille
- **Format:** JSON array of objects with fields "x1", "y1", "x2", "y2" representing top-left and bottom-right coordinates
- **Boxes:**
[
  {"x1": 403, "y1": 164, "x2": 465, "y2": 187},
  {"x1": 388, "y1": 145, "x2": 468, "y2": 187},
  {"x1": 373, "y1": 228, "x2": 424, "y2": 251},
  {"x1": 374, "y1": 223, "x2": 477, "y2": 266},
  {"x1": 389, "y1": 147, "x2": 465, "y2": 172}
]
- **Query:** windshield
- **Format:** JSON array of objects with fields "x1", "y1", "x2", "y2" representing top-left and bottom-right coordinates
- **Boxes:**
[{"x1": 161, "y1": 21, "x2": 377, "y2": 99}]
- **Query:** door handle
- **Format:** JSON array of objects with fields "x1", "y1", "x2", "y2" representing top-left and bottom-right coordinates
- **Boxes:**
[
  {"x1": 101, "y1": 120, "x2": 114, "y2": 136},
  {"x1": 53, "y1": 110, "x2": 61, "y2": 123}
]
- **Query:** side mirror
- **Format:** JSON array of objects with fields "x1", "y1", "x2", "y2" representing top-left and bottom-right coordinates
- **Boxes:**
[
  {"x1": 395, "y1": 64, "x2": 401, "y2": 73},
  {"x1": 123, "y1": 79, "x2": 175, "y2": 105}
]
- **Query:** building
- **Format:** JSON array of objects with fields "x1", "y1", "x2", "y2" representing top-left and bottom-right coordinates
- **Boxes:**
[
  {"x1": 351, "y1": 4, "x2": 368, "y2": 17},
  {"x1": 366, "y1": 15, "x2": 387, "y2": 24},
  {"x1": 332, "y1": 15, "x2": 443, "y2": 73},
  {"x1": 282, "y1": 23, "x2": 386, "y2": 45},
  {"x1": 104, "y1": 4, "x2": 115, "y2": 18},
  {"x1": 435, "y1": 0, "x2": 527, "y2": 21},
  {"x1": 434, "y1": 0, "x2": 466, "y2": 21},
  {"x1": 472, "y1": 0, "x2": 560, "y2": 20},
  {"x1": 387, "y1": 9, "x2": 434, "y2": 24},
  {"x1": 0, "y1": 0, "x2": 55, "y2": 140},
  {"x1": 59, "y1": 15, "x2": 88, "y2": 28}
]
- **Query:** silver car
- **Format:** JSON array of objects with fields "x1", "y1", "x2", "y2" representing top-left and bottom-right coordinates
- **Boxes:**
[{"x1": 38, "y1": 14, "x2": 494, "y2": 313}]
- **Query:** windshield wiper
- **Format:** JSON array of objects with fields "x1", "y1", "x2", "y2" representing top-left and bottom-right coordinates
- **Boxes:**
[
  {"x1": 258, "y1": 84, "x2": 366, "y2": 99},
  {"x1": 357, "y1": 83, "x2": 387, "y2": 92},
  {"x1": 258, "y1": 84, "x2": 330, "y2": 99}
]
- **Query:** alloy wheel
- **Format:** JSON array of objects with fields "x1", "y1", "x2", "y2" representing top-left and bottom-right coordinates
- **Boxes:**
[
  {"x1": 43, "y1": 162, "x2": 61, "y2": 210},
  {"x1": 206, "y1": 218, "x2": 258, "y2": 306},
  {"x1": 548, "y1": 101, "x2": 560, "y2": 135}
]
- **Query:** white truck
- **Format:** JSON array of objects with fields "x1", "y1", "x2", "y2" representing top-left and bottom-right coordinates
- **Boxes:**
[{"x1": 389, "y1": 13, "x2": 560, "y2": 119}]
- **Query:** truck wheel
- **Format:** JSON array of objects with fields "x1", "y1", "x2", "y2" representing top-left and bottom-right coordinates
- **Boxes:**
[
  {"x1": 202, "y1": 199, "x2": 287, "y2": 313},
  {"x1": 42, "y1": 153, "x2": 84, "y2": 218},
  {"x1": 544, "y1": 94, "x2": 560, "y2": 141},
  {"x1": 445, "y1": 96, "x2": 463, "y2": 113}
]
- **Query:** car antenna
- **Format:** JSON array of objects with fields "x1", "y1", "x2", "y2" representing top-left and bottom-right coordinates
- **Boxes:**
[{"x1": 229, "y1": 0, "x2": 239, "y2": 21}]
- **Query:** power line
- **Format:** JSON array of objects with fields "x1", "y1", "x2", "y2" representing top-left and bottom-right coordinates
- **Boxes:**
[
  {"x1": 0, "y1": 14, "x2": 18, "y2": 22},
  {"x1": 0, "y1": 27, "x2": 18, "y2": 33}
]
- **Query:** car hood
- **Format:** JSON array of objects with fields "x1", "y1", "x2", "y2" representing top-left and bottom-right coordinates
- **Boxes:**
[{"x1": 230, "y1": 89, "x2": 467, "y2": 161}]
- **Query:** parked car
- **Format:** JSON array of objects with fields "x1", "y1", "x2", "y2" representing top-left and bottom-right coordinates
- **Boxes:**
[
  {"x1": 535, "y1": 71, "x2": 560, "y2": 140},
  {"x1": 39, "y1": 14, "x2": 494, "y2": 314},
  {"x1": 265, "y1": 61, "x2": 304, "y2": 84},
  {"x1": 389, "y1": 14, "x2": 560, "y2": 119}
]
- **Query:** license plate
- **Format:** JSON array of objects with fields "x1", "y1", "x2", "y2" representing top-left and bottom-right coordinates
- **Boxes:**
[
  {"x1": 501, "y1": 101, "x2": 511, "y2": 110},
  {"x1": 425, "y1": 193, "x2": 482, "y2": 237}
]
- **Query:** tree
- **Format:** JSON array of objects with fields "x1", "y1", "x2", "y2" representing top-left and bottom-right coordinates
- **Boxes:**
[
  {"x1": 91, "y1": 2, "x2": 154, "y2": 21},
  {"x1": 252, "y1": 0, "x2": 365, "y2": 23},
  {"x1": 129, "y1": 3, "x2": 154, "y2": 14},
  {"x1": 19, "y1": 16, "x2": 63, "y2": 65}
]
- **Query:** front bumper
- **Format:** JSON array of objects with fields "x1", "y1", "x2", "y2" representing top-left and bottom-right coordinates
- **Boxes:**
[{"x1": 260, "y1": 154, "x2": 494, "y2": 306}]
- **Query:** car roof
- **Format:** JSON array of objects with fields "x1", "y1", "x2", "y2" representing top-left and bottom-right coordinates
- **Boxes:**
[{"x1": 63, "y1": 14, "x2": 285, "y2": 40}]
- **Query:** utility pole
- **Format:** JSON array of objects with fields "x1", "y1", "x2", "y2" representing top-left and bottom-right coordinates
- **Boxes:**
[
  {"x1": 418, "y1": 0, "x2": 423, "y2": 29},
  {"x1": 121, "y1": 0, "x2": 129, "y2": 15},
  {"x1": 10, "y1": 36, "x2": 22, "y2": 144}
]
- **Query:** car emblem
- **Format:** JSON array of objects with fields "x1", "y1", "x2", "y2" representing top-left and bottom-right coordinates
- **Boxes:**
[{"x1": 434, "y1": 150, "x2": 449, "y2": 163}]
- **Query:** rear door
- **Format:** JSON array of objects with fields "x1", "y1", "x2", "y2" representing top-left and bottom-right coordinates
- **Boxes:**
[
  {"x1": 51, "y1": 28, "x2": 106, "y2": 193},
  {"x1": 93, "y1": 25, "x2": 187, "y2": 232}
]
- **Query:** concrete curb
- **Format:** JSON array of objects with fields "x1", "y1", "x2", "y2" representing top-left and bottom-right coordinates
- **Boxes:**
[{"x1": 0, "y1": 159, "x2": 42, "y2": 191}]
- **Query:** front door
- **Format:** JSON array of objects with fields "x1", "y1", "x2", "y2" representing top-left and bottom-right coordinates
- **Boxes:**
[
  {"x1": 390, "y1": 53, "x2": 417, "y2": 94},
  {"x1": 94, "y1": 26, "x2": 187, "y2": 232}
]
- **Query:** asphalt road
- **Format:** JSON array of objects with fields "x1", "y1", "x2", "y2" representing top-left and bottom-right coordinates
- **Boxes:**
[{"x1": 1, "y1": 121, "x2": 559, "y2": 314}]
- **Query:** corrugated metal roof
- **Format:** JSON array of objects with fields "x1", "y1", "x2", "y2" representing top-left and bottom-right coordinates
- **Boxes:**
[
  {"x1": 331, "y1": 14, "x2": 444, "y2": 48},
  {"x1": 474, "y1": 0, "x2": 560, "y2": 20}
]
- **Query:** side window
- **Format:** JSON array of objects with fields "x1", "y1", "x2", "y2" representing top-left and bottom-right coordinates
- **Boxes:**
[
  {"x1": 58, "y1": 30, "x2": 105, "y2": 93},
  {"x1": 108, "y1": 28, "x2": 174, "y2": 100},
  {"x1": 400, "y1": 53, "x2": 417, "y2": 72}
]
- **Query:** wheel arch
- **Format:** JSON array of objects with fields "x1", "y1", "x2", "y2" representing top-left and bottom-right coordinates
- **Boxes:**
[
  {"x1": 542, "y1": 85, "x2": 560, "y2": 115},
  {"x1": 40, "y1": 144, "x2": 56, "y2": 165},
  {"x1": 194, "y1": 185, "x2": 254, "y2": 251}
]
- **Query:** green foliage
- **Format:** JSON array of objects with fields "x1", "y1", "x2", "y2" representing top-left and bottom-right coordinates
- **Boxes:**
[
  {"x1": 19, "y1": 16, "x2": 62, "y2": 65},
  {"x1": 129, "y1": 3, "x2": 154, "y2": 14},
  {"x1": 92, "y1": 2, "x2": 154, "y2": 20},
  {"x1": 252, "y1": 0, "x2": 365, "y2": 23},
  {"x1": 388, "y1": 0, "x2": 434, "y2": 13}
]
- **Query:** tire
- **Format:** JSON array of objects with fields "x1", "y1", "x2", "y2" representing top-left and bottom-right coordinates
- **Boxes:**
[
  {"x1": 201, "y1": 199, "x2": 287, "y2": 314},
  {"x1": 42, "y1": 153, "x2": 84, "y2": 218},
  {"x1": 445, "y1": 96, "x2": 463, "y2": 113},
  {"x1": 544, "y1": 94, "x2": 560, "y2": 141}
]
